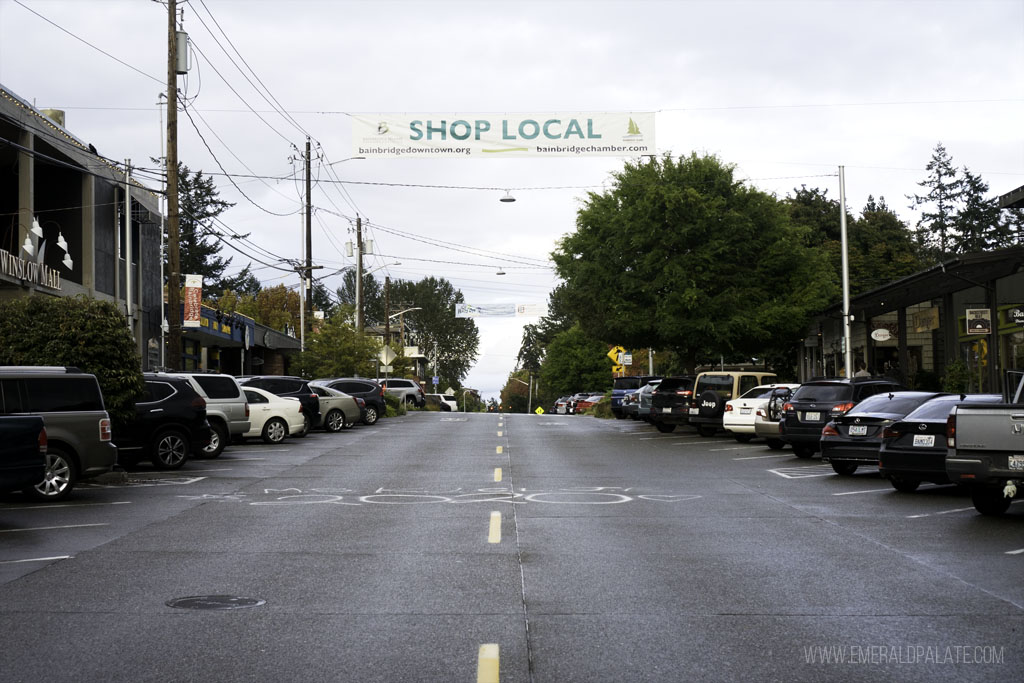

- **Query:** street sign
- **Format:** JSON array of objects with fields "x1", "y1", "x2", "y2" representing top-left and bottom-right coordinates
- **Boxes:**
[
  {"x1": 432, "y1": 376, "x2": 440, "y2": 385},
  {"x1": 534, "y1": 406, "x2": 545, "y2": 415},
  {"x1": 623, "y1": 353, "x2": 632, "y2": 366},
  {"x1": 607, "y1": 345, "x2": 625, "y2": 362},
  {"x1": 612, "y1": 364, "x2": 625, "y2": 373},
  {"x1": 379, "y1": 346, "x2": 397, "y2": 365}
]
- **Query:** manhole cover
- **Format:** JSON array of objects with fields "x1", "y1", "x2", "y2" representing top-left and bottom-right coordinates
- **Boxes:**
[{"x1": 166, "y1": 595, "x2": 266, "y2": 610}]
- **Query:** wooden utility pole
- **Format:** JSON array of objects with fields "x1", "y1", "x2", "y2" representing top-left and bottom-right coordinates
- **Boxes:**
[
  {"x1": 165, "y1": 0, "x2": 182, "y2": 370},
  {"x1": 355, "y1": 216, "x2": 364, "y2": 331},
  {"x1": 304, "y1": 137, "x2": 312, "y2": 340},
  {"x1": 383, "y1": 276, "x2": 391, "y2": 344}
]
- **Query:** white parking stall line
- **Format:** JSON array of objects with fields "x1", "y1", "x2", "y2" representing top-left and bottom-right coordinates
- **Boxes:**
[
  {"x1": 833, "y1": 488, "x2": 892, "y2": 496},
  {"x1": 0, "y1": 523, "x2": 109, "y2": 534},
  {"x1": 0, "y1": 556, "x2": 71, "y2": 565},
  {"x1": 1005, "y1": 548, "x2": 1024, "y2": 555},
  {"x1": 673, "y1": 441, "x2": 725, "y2": 447},
  {"x1": 220, "y1": 457, "x2": 268, "y2": 461},
  {"x1": 227, "y1": 450, "x2": 289, "y2": 454},
  {"x1": 175, "y1": 468, "x2": 233, "y2": 473},
  {"x1": 769, "y1": 465, "x2": 834, "y2": 479},
  {"x1": 0, "y1": 501, "x2": 132, "y2": 511},
  {"x1": 710, "y1": 445, "x2": 764, "y2": 452},
  {"x1": 639, "y1": 436, "x2": 680, "y2": 441},
  {"x1": 733, "y1": 453, "x2": 793, "y2": 460},
  {"x1": 908, "y1": 499, "x2": 1024, "y2": 519}
]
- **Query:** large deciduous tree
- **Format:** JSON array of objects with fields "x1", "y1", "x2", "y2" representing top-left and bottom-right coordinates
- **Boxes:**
[
  {"x1": 552, "y1": 153, "x2": 836, "y2": 371},
  {"x1": 539, "y1": 324, "x2": 614, "y2": 397}
]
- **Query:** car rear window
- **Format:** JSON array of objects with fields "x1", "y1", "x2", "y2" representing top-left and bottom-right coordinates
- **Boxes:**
[
  {"x1": 739, "y1": 386, "x2": 776, "y2": 400},
  {"x1": 144, "y1": 381, "x2": 176, "y2": 402},
  {"x1": 848, "y1": 393, "x2": 932, "y2": 416},
  {"x1": 26, "y1": 377, "x2": 105, "y2": 412},
  {"x1": 613, "y1": 377, "x2": 641, "y2": 391},
  {"x1": 904, "y1": 394, "x2": 1003, "y2": 421},
  {"x1": 656, "y1": 377, "x2": 692, "y2": 392},
  {"x1": 696, "y1": 375, "x2": 733, "y2": 397},
  {"x1": 791, "y1": 383, "x2": 852, "y2": 402},
  {"x1": 193, "y1": 375, "x2": 242, "y2": 399}
]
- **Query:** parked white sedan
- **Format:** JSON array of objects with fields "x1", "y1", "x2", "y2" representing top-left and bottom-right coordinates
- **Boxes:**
[
  {"x1": 722, "y1": 383, "x2": 800, "y2": 443},
  {"x1": 309, "y1": 383, "x2": 360, "y2": 431},
  {"x1": 242, "y1": 387, "x2": 306, "y2": 444}
]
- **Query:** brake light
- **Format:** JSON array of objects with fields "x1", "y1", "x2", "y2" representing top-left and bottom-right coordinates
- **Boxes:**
[
  {"x1": 881, "y1": 426, "x2": 899, "y2": 439},
  {"x1": 756, "y1": 408, "x2": 766, "y2": 418},
  {"x1": 822, "y1": 423, "x2": 839, "y2": 437},
  {"x1": 724, "y1": 404, "x2": 733, "y2": 413},
  {"x1": 783, "y1": 402, "x2": 793, "y2": 413},
  {"x1": 99, "y1": 417, "x2": 112, "y2": 442},
  {"x1": 38, "y1": 427, "x2": 47, "y2": 454},
  {"x1": 298, "y1": 404, "x2": 304, "y2": 413},
  {"x1": 831, "y1": 402, "x2": 855, "y2": 416},
  {"x1": 245, "y1": 403, "x2": 251, "y2": 417},
  {"x1": 356, "y1": 397, "x2": 366, "y2": 407},
  {"x1": 946, "y1": 413, "x2": 956, "y2": 448},
  {"x1": 191, "y1": 396, "x2": 207, "y2": 410}
]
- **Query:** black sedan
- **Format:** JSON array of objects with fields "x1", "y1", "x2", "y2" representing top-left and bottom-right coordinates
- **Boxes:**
[
  {"x1": 820, "y1": 391, "x2": 947, "y2": 476},
  {"x1": 878, "y1": 393, "x2": 1002, "y2": 492}
]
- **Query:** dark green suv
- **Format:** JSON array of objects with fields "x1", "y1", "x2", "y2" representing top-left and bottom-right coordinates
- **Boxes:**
[{"x1": 0, "y1": 366, "x2": 118, "y2": 501}]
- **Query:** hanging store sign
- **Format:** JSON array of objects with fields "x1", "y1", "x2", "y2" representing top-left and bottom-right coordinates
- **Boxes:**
[
  {"x1": 352, "y1": 112, "x2": 655, "y2": 158},
  {"x1": 912, "y1": 306, "x2": 940, "y2": 333},
  {"x1": 965, "y1": 308, "x2": 991, "y2": 335}
]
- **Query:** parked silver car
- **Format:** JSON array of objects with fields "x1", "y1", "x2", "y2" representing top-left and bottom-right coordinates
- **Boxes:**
[{"x1": 168, "y1": 372, "x2": 250, "y2": 457}]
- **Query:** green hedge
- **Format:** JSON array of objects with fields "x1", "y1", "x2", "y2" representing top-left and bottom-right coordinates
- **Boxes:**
[{"x1": 0, "y1": 295, "x2": 143, "y2": 421}]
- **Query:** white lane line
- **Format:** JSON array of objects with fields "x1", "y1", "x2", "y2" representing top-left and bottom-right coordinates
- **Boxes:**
[
  {"x1": 1005, "y1": 548, "x2": 1024, "y2": 555},
  {"x1": 833, "y1": 488, "x2": 892, "y2": 496},
  {"x1": 0, "y1": 501, "x2": 132, "y2": 511},
  {"x1": 733, "y1": 453, "x2": 793, "y2": 460},
  {"x1": 0, "y1": 556, "x2": 71, "y2": 565},
  {"x1": 0, "y1": 523, "x2": 109, "y2": 534}
]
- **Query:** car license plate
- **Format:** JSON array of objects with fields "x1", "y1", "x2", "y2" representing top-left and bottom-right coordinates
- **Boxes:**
[
  {"x1": 1010, "y1": 455, "x2": 1024, "y2": 471},
  {"x1": 913, "y1": 434, "x2": 935, "y2": 448},
  {"x1": 740, "y1": 407, "x2": 752, "y2": 415},
  {"x1": 662, "y1": 407, "x2": 672, "y2": 414},
  {"x1": 848, "y1": 425, "x2": 867, "y2": 436},
  {"x1": 804, "y1": 411, "x2": 820, "y2": 422},
  {"x1": 689, "y1": 408, "x2": 699, "y2": 415}
]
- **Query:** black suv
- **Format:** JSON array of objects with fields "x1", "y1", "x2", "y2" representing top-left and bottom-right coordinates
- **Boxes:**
[
  {"x1": 113, "y1": 374, "x2": 212, "y2": 470},
  {"x1": 317, "y1": 378, "x2": 386, "y2": 425},
  {"x1": 237, "y1": 376, "x2": 321, "y2": 435},
  {"x1": 649, "y1": 376, "x2": 695, "y2": 433},
  {"x1": 781, "y1": 377, "x2": 905, "y2": 458}
]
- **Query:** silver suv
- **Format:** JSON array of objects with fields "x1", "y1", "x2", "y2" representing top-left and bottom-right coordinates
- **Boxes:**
[
  {"x1": 379, "y1": 378, "x2": 425, "y2": 407},
  {"x1": 0, "y1": 366, "x2": 118, "y2": 501},
  {"x1": 167, "y1": 373, "x2": 250, "y2": 457}
]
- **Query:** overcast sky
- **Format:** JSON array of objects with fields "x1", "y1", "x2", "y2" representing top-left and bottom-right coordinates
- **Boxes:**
[{"x1": 2, "y1": 0, "x2": 1022, "y2": 399}]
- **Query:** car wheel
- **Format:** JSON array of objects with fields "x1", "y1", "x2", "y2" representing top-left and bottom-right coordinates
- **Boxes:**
[
  {"x1": 324, "y1": 409, "x2": 345, "y2": 433},
  {"x1": 654, "y1": 422, "x2": 676, "y2": 433},
  {"x1": 792, "y1": 446, "x2": 816, "y2": 459},
  {"x1": 152, "y1": 428, "x2": 189, "y2": 470},
  {"x1": 733, "y1": 434, "x2": 754, "y2": 443},
  {"x1": 831, "y1": 461, "x2": 858, "y2": 476},
  {"x1": 202, "y1": 422, "x2": 228, "y2": 458},
  {"x1": 971, "y1": 486, "x2": 1013, "y2": 516},
  {"x1": 766, "y1": 438, "x2": 786, "y2": 450},
  {"x1": 262, "y1": 418, "x2": 288, "y2": 444},
  {"x1": 25, "y1": 445, "x2": 76, "y2": 502},
  {"x1": 363, "y1": 404, "x2": 379, "y2": 425},
  {"x1": 697, "y1": 425, "x2": 717, "y2": 438},
  {"x1": 889, "y1": 476, "x2": 921, "y2": 493}
]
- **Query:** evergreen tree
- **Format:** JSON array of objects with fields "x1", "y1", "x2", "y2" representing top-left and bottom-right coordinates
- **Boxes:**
[
  {"x1": 168, "y1": 162, "x2": 238, "y2": 291},
  {"x1": 954, "y1": 168, "x2": 1001, "y2": 253},
  {"x1": 909, "y1": 143, "x2": 963, "y2": 258}
]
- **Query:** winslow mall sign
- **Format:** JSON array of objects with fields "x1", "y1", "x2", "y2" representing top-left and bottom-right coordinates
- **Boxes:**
[{"x1": 0, "y1": 248, "x2": 62, "y2": 291}]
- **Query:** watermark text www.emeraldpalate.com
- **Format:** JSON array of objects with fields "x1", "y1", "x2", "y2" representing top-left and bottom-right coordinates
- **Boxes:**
[{"x1": 803, "y1": 645, "x2": 1005, "y2": 665}]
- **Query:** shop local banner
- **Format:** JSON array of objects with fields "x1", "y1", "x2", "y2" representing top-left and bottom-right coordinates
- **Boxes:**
[
  {"x1": 353, "y1": 112, "x2": 655, "y2": 158},
  {"x1": 455, "y1": 303, "x2": 549, "y2": 318}
]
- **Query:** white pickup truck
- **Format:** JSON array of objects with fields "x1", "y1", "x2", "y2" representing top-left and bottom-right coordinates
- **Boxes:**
[{"x1": 946, "y1": 371, "x2": 1024, "y2": 516}]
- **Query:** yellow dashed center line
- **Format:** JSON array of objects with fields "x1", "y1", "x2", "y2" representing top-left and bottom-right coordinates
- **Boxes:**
[
  {"x1": 494, "y1": 467, "x2": 502, "y2": 482},
  {"x1": 477, "y1": 643, "x2": 500, "y2": 682},
  {"x1": 496, "y1": 445, "x2": 503, "y2": 454},
  {"x1": 488, "y1": 511, "x2": 501, "y2": 543},
  {"x1": 497, "y1": 430, "x2": 503, "y2": 437}
]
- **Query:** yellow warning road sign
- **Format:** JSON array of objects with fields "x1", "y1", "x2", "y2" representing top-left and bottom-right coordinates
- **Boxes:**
[
  {"x1": 607, "y1": 345, "x2": 625, "y2": 363},
  {"x1": 534, "y1": 406, "x2": 545, "y2": 415}
]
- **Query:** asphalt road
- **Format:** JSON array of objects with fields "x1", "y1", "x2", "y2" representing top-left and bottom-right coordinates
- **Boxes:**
[{"x1": 0, "y1": 412, "x2": 1021, "y2": 682}]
